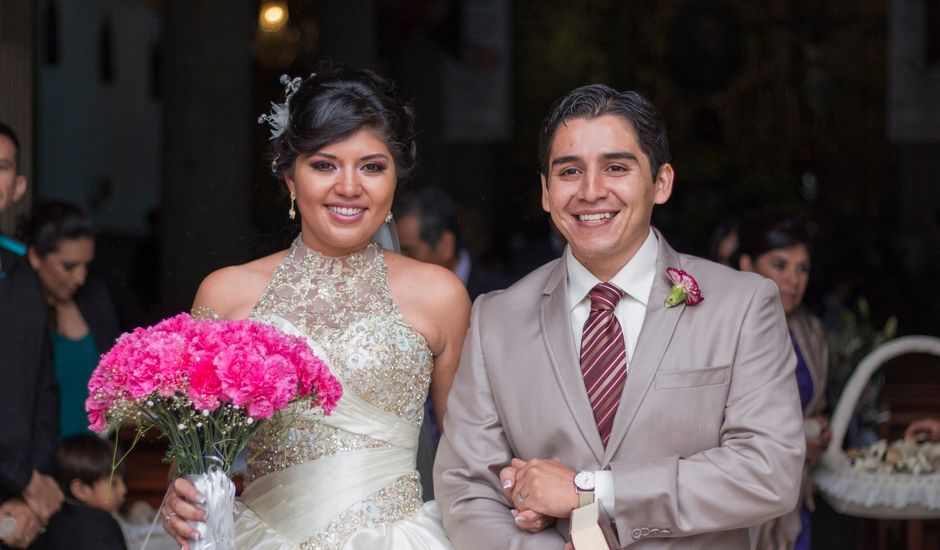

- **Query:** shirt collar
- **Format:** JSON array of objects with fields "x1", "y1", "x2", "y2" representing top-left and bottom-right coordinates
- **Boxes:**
[{"x1": 566, "y1": 228, "x2": 659, "y2": 311}]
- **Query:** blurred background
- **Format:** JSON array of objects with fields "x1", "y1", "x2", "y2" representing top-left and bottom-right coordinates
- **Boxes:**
[
  {"x1": 2, "y1": 0, "x2": 937, "y2": 335},
  {"x1": 1, "y1": 1, "x2": 939, "y2": 546}
]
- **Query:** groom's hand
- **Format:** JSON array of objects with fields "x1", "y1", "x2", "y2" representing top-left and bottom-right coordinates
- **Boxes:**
[
  {"x1": 506, "y1": 457, "x2": 579, "y2": 518},
  {"x1": 499, "y1": 466, "x2": 555, "y2": 533},
  {"x1": 500, "y1": 462, "x2": 556, "y2": 533}
]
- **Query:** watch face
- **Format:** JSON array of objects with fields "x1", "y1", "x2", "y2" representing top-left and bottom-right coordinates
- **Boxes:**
[{"x1": 575, "y1": 471, "x2": 595, "y2": 491}]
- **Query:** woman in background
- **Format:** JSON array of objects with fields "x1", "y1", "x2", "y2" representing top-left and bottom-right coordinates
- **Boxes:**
[
  {"x1": 24, "y1": 202, "x2": 120, "y2": 438},
  {"x1": 737, "y1": 215, "x2": 831, "y2": 550}
]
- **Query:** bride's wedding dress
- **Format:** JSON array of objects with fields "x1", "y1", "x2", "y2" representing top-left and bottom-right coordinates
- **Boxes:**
[{"x1": 232, "y1": 239, "x2": 452, "y2": 549}]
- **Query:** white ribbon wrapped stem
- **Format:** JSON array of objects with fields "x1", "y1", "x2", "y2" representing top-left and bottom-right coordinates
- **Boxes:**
[{"x1": 186, "y1": 469, "x2": 236, "y2": 550}]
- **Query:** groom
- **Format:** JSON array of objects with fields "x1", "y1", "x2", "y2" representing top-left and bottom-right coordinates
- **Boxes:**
[{"x1": 434, "y1": 86, "x2": 805, "y2": 548}]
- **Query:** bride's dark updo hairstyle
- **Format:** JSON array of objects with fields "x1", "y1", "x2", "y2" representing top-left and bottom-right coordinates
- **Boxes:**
[{"x1": 269, "y1": 64, "x2": 417, "y2": 181}]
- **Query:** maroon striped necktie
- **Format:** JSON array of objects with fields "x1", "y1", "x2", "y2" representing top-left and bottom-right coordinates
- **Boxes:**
[{"x1": 580, "y1": 282, "x2": 627, "y2": 447}]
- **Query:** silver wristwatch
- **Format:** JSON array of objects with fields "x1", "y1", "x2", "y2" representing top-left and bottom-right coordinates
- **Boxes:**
[{"x1": 574, "y1": 470, "x2": 596, "y2": 507}]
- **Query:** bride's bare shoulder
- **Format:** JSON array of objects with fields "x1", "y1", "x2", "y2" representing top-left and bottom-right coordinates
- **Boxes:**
[
  {"x1": 192, "y1": 250, "x2": 288, "y2": 320},
  {"x1": 383, "y1": 251, "x2": 470, "y2": 353}
]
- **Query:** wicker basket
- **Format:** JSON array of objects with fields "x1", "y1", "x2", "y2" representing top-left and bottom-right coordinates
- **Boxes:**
[{"x1": 811, "y1": 335, "x2": 940, "y2": 520}]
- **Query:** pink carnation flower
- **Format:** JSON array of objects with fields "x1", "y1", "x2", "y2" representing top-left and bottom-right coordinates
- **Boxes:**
[
  {"x1": 86, "y1": 312, "x2": 342, "y2": 432},
  {"x1": 664, "y1": 267, "x2": 704, "y2": 308}
]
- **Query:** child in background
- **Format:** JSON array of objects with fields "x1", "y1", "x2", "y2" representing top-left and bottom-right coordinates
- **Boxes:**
[{"x1": 32, "y1": 435, "x2": 127, "y2": 549}]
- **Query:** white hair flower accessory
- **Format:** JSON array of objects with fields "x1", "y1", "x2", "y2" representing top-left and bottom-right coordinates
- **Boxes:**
[{"x1": 257, "y1": 74, "x2": 307, "y2": 140}]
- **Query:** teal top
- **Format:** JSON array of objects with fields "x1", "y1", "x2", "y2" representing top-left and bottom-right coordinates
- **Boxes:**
[{"x1": 52, "y1": 331, "x2": 99, "y2": 437}]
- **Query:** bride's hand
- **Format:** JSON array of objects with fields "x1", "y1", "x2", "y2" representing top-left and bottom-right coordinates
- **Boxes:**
[
  {"x1": 161, "y1": 477, "x2": 207, "y2": 549},
  {"x1": 511, "y1": 508, "x2": 556, "y2": 533}
]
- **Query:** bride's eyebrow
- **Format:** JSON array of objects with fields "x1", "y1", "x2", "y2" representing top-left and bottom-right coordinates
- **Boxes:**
[{"x1": 309, "y1": 152, "x2": 390, "y2": 161}]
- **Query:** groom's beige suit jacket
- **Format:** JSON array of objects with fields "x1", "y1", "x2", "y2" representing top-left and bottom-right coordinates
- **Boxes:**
[{"x1": 434, "y1": 231, "x2": 805, "y2": 549}]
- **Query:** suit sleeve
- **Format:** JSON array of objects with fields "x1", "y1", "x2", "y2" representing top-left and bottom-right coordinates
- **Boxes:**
[
  {"x1": 608, "y1": 278, "x2": 805, "y2": 539},
  {"x1": 30, "y1": 330, "x2": 59, "y2": 475},
  {"x1": 433, "y1": 297, "x2": 566, "y2": 550},
  {"x1": 0, "y1": 447, "x2": 33, "y2": 495}
]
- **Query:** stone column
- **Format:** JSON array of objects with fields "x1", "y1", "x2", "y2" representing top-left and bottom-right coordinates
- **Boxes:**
[
  {"x1": 161, "y1": 0, "x2": 254, "y2": 313},
  {"x1": 0, "y1": 0, "x2": 34, "y2": 233}
]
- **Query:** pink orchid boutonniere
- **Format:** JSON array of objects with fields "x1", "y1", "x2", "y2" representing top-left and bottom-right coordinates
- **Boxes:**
[{"x1": 665, "y1": 267, "x2": 703, "y2": 308}]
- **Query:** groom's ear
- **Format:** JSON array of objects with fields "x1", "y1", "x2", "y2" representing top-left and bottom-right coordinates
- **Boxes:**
[
  {"x1": 653, "y1": 164, "x2": 674, "y2": 205},
  {"x1": 541, "y1": 173, "x2": 550, "y2": 213}
]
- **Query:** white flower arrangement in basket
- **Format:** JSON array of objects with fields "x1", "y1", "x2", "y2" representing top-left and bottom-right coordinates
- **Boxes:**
[
  {"x1": 812, "y1": 336, "x2": 940, "y2": 520},
  {"x1": 846, "y1": 438, "x2": 940, "y2": 475}
]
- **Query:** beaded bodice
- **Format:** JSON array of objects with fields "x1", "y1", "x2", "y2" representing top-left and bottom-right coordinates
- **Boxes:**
[{"x1": 244, "y1": 239, "x2": 433, "y2": 483}]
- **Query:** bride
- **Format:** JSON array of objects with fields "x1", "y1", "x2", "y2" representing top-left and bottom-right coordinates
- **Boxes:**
[{"x1": 160, "y1": 65, "x2": 470, "y2": 549}]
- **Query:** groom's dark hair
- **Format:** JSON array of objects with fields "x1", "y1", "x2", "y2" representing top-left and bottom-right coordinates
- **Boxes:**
[{"x1": 537, "y1": 85, "x2": 671, "y2": 182}]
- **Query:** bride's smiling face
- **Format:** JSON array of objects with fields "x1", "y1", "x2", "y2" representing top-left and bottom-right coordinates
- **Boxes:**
[{"x1": 287, "y1": 126, "x2": 397, "y2": 256}]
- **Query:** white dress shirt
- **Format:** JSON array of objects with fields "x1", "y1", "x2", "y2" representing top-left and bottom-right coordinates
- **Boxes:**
[{"x1": 564, "y1": 228, "x2": 659, "y2": 513}]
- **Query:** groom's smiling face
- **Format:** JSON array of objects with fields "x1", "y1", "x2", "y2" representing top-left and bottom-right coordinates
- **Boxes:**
[{"x1": 541, "y1": 114, "x2": 673, "y2": 280}]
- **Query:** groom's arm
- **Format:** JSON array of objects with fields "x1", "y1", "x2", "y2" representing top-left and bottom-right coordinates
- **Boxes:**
[
  {"x1": 607, "y1": 278, "x2": 805, "y2": 542},
  {"x1": 434, "y1": 297, "x2": 566, "y2": 550}
]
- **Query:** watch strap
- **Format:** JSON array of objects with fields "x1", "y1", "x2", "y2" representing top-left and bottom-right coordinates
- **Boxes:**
[{"x1": 577, "y1": 489, "x2": 595, "y2": 507}]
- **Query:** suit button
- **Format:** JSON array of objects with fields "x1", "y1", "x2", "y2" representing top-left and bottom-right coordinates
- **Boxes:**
[
  {"x1": 640, "y1": 528, "x2": 650, "y2": 536},
  {"x1": 631, "y1": 529, "x2": 642, "y2": 539}
]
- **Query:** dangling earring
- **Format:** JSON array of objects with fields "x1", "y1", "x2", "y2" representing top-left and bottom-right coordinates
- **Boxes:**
[
  {"x1": 385, "y1": 211, "x2": 393, "y2": 224},
  {"x1": 288, "y1": 191, "x2": 296, "y2": 220}
]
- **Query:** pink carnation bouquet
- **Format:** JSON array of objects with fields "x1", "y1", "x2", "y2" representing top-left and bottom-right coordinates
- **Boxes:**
[
  {"x1": 87, "y1": 313, "x2": 342, "y2": 549},
  {"x1": 87, "y1": 312, "x2": 342, "y2": 474}
]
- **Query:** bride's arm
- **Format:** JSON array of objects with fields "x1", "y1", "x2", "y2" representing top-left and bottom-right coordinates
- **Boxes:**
[
  {"x1": 425, "y1": 273, "x2": 471, "y2": 428},
  {"x1": 385, "y1": 253, "x2": 470, "y2": 428}
]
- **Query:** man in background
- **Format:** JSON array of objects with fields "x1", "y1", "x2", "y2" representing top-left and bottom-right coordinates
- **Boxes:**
[
  {"x1": 0, "y1": 121, "x2": 64, "y2": 549},
  {"x1": 397, "y1": 188, "x2": 511, "y2": 300}
]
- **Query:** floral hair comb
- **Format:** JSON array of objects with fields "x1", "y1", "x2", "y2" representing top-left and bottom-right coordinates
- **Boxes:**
[{"x1": 257, "y1": 74, "x2": 307, "y2": 140}]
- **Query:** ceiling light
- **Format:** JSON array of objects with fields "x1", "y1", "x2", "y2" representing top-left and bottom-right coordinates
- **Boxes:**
[{"x1": 259, "y1": 2, "x2": 288, "y2": 33}]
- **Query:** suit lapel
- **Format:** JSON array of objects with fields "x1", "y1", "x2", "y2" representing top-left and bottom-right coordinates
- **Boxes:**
[
  {"x1": 603, "y1": 231, "x2": 686, "y2": 464},
  {"x1": 539, "y1": 261, "x2": 606, "y2": 464}
]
